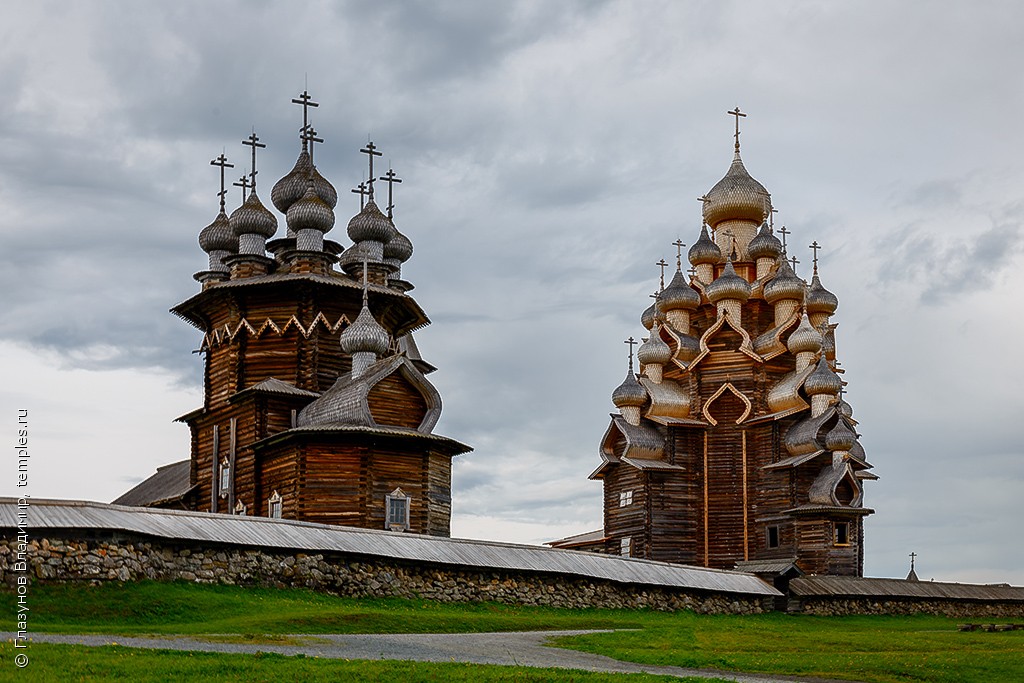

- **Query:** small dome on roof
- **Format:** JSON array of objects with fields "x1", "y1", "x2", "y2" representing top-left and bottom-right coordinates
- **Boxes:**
[
  {"x1": 806, "y1": 274, "x2": 839, "y2": 316},
  {"x1": 702, "y1": 151, "x2": 770, "y2": 227},
  {"x1": 199, "y1": 210, "x2": 237, "y2": 253},
  {"x1": 383, "y1": 223, "x2": 414, "y2": 263},
  {"x1": 688, "y1": 224, "x2": 722, "y2": 266},
  {"x1": 612, "y1": 370, "x2": 647, "y2": 409},
  {"x1": 230, "y1": 191, "x2": 278, "y2": 238},
  {"x1": 705, "y1": 260, "x2": 751, "y2": 304},
  {"x1": 838, "y1": 397, "x2": 854, "y2": 419},
  {"x1": 787, "y1": 314, "x2": 822, "y2": 355},
  {"x1": 804, "y1": 356, "x2": 843, "y2": 396},
  {"x1": 763, "y1": 258, "x2": 806, "y2": 304},
  {"x1": 340, "y1": 304, "x2": 390, "y2": 356},
  {"x1": 286, "y1": 184, "x2": 335, "y2": 234},
  {"x1": 747, "y1": 222, "x2": 783, "y2": 261},
  {"x1": 347, "y1": 200, "x2": 396, "y2": 244},
  {"x1": 637, "y1": 327, "x2": 672, "y2": 366},
  {"x1": 640, "y1": 301, "x2": 657, "y2": 330},
  {"x1": 675, "y1": 332, "x2": 700, "y2": 362},
  {"x1": 657, "y1": 270, "x2": 700, "y2": 312},
  {"x1": 271, "y1": 149, "x2": 338, "y2": 213},
  {"x1": 825, "y1": 418, "x2": 857, "y2": 452}
]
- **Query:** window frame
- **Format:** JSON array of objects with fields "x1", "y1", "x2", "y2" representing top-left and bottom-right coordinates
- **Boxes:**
[
  {"x1": 268, "y1": 490, "x2": 282, "y2": 519},
  {"x1": 385, "y1": 488, "x2": 411, "y2": 531},
  {"x1": 618, "y1": 489, "x2": 633, "y2": 507},
  {"x1": 766, "y1": 525, "x2": 780, "y2": 549},
  {"x1": 834, "y1": 521, "x2": 850, "y2": 546},
  {"x1": 620, "y1": 536, "x2": 632, "y2": 557},
  {"x1": 219, "y1": 458, "x2": 231, "y2": 498}
]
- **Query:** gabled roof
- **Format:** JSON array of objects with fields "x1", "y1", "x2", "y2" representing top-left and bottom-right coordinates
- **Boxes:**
[
  {"x1": 545, "y1": 529, "x2": 608, "y2": 548},
  {"x1": 230, "y1": 377, "x2": 321, "y2": 402},
  {"x1": 112, "y1": 460, "x2": 194, "y2": 508},
  {"x1": 791, "y1": 575, "x2": 1024, "y2": 602},
  {"x1": 255, "y1": 422, "x2": 471, "y2": 456}
]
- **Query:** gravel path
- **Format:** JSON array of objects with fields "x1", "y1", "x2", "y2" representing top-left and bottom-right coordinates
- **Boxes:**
[{"x1": 6, "y1": 630, "x2": 860, "y2": 683}]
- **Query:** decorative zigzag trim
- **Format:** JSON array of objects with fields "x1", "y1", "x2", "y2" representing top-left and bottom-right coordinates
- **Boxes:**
[{"x1": 203, "y1": 312, "x2": 354, "y2": 349}]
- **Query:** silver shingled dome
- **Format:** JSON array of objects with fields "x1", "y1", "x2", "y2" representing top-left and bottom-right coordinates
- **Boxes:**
[
  {"x1": 347, "y1": 200, "x2": 397, "y2": 244},
  {"x1": 271, "y1": 149, "x2": 338, "y2": 213},
  {"x1": 611, "y1": 370, "x2": 647, "y2": 409},
  {"x1": 702, "y1": 151, "x2": 770, "y2": 227},
  {"x1": 705, "y1": 260, "x2": 751, "y2": 304},
  {"x1": 229, "y1": 191, "x2": 278, "y2": 238},
  {"x1": 340, "y1": 304, "x2": 390, "y2": 356},
  {"x1": 803, "y1": 356, "x2": 843, "y2": 396},
  {"x1": 806, "y1": 274, "x2": 839, "y2": 316},
  {"x1": 825, "y1": 418, "x2": 857, "y2": 452},
  {"x1": 687, "y1": 224, "x2": 722, "y2": 266},
  {"x1": 763, "y1": 258, "x2": 806, "y2": 304},
  {"x1": 786, "y1": 314, "x2": 822, "y2": 355},
  {"x1": 383, "y1": 223, "x2": 414, "y2": 263},
  {"x1": 657, "y1": 270, "x2": 700, "y2": 312},
  {"x1": 637, "y1": 328, "x2": 672, "y2": 366},
  {"x1": 198, "y1": 210, "x2": 237, "y2": 253},
  {"x1": 286, "y1": 185, "x2": 335, "y2": 234},
  {"x1": 747, "y1": 222, "x2": 783, "y2": 260}
]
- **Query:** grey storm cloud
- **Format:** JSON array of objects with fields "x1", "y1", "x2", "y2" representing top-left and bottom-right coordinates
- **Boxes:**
[{"x1": 1, "y1": 0, "x2": 1023, "y2": 584}]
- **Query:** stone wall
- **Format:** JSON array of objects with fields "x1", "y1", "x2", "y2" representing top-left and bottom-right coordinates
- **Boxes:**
[
  {"x1": 794, "y1": 597, "x2": 1024, "y2": 618},
  {"x1": 0, "y1": 534, "x2": 769, "y2": 615}
]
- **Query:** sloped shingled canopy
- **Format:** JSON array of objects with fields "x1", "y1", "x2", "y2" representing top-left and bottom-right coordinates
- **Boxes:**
[{"x1": 0, "y1": 498, "x2": 777, "y2": 597}]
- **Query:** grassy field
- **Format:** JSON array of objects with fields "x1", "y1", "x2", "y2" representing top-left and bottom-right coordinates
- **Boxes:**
[
  {"x1": 2, "y1": 581, "x2": 1022, "y2": 682},
  {"x1": 0, "y1": 643, "x2": 707, "y2": 683}
]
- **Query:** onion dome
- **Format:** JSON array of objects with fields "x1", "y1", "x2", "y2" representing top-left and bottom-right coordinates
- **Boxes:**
[
  {"x1": 657, "y1": 270, "x2": 700, "y2": 313},
  {"x1": 687, "y1": 224, "x2": 722, "y2": 266},
  {"x1": 702, "y1": 150, "x2": 770, "y2": 227},
  {"x1": 383, "y1": 224, "x2": 414, "y2": 263},
  {"x1": 286, "y1": 185, "x2": 335, "y2": 234},
  {"x1": 763, "y1": 258, "x2": 806, "y2": 304},
  {"x1": 806, "y1": 274, "x2": 839, "y2": 316},
  {"x1": 838, "y1": 396, "x2": 854, "y2": 419},
  {"x1": 787, "y1": 314, "x2": 822, "y2": 355},
  {"x1": 705, "y1": 260, "x2": 751, "y2": 304},
  {"x1": 747, "y1": 222, "x2": 783, "y2": 261},
  {"x1": 271, "y1": 150, "x2": 338, "y2": 213},
  {"x1": 230, "y1": 191, "x2": 278, "y2": 238},
  {"x1": 637, "y1": 329, "x2": 672, "y2": 366},
  {"x1": 804, "y1": 356, "x2": 843, "y2": 396},
  {"x1": 198, "y1": 210, "x2": 237, "y2": 253},
  {"x1": 611, "y1": 370, "x2": 647, "y2": 409},
  {"x1": 640, "y1": 301, "x2": 657, "y2": 330},
  {"x1": 825, "y1": 418, "x2": 857, "y2": 452},
  {"x1": 340, "y1": 304, "x2": 390, "y2": 356},
  {"x1": 347, "y1": 200, "x2": 396, "y2": 244}
]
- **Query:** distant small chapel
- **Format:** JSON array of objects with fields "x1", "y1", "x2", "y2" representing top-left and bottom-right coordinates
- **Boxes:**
[{"x1": 115, "y1": 91, "x2": 470, "y2": 535}]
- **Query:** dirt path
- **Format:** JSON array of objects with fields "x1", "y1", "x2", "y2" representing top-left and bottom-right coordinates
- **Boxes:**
[{"x1": 7, "y1": 630, "x2": 860, "y2": 683}]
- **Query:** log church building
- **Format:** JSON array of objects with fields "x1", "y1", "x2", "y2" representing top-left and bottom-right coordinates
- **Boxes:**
[
  {"x1": 550, "y1": 109, "x2": 876, "y2": 577},
  {"x1": 115, "y1": 91, "x2": 471, "y2": 535}
]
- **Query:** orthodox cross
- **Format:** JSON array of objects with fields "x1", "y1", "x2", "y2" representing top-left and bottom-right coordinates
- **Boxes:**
[
  {"x1": 789, "y1": 254, "x2": 800, "y2": 274},
  {"x1": 778, "y1": 225, "x2": 791, "y2": 254},
  {"x1": 809, "y1": 240, "x2": 821, "y2": 275},
  {"x1": 233, "y1": 174, "x2": 251, "y2": 203},
  {"x1": 351, "y1": 181, "x2": 369, "y2": 211},
  {"x1": 722, "y1": 229, "x2": 737, "y2": 259},
  {"x1": 360, "y1": 141, "x2": 383, "y2": 200},
  {"x1": 672, "y1": 239, "x2": 686, "y2": 270},
  {"x1": 656, "y1": 258, "x2": 669, "y2": 290},
  {"x1": 769, "y1": 206, "x2": 779, "y2": 230},
  {"x1": 242, "y1": 130, "x2": 266, "y2": 192},
  {"x1": 727, "y1": 106, "x2": 746, "y2": 151},
  {"x1": 301, "y1": 125, "x2": 324, "y2": 165},
  {"x1": 687, "y1": 266, "x2": 697, "y2": 278},
  {"x1": 379, "y1": 167, "x2": 403, "y2": 219},
  {"x1": 625, "y1": 336, "x2": 638, "y2": 372},
  {"x1": 909, "y1": 552, "x2": 917, "y2": 572},
  {"x1": 210, "y1": 153, "x2": 234, "y2": 212},
  {"x1": 291, "y1": 90, "x2": 319, "y2": 150}
]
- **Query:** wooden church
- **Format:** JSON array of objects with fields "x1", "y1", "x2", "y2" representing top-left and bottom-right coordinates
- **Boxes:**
[
  {"x1": 550, "y1": 110, "x2": 875, "y2": 576},
  {"x1": 115, "y1": 92, "x2": 470, "y2": 536}
]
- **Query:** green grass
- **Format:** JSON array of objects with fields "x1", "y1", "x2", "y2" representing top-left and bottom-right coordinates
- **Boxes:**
[
  {"x1": 3, "y1": 581, "x2": 1023, "y2": 682},
  {"x1": 552, "y1": 611, "x2": 1024, "y2": 683},
  {"x1": 0, "y1": 580, "x2": 650, "y2": 635},
  {"x1": 0, "y1": 643, "x2": 710, "y2": 682}
]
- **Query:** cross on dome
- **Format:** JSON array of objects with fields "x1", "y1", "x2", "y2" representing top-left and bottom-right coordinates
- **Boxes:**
[
  {"x1": 301, "y1": 124, "x2": 324, "y2": 164},
  {"x1": 210, "y1": 153, "x2": 234, "y2": 212},
  {"x1": 778, "y1": 225, "x2": 791, "y2": 254},
  {"x1": 351, "y1": 181, "x2": 369, "y2": 210},
  {"x1": 360, "y1": 141, "x2": 383, "y2": 200},
  {"x1": 242, "y1": 130, "x2": 266, "y2": 192},
  {"x1": 672, "y1": 239, "x2": 686, "y2": 270},
  {"x1": 727, "y1": 106, "x2": 746, "y2": 152},
  {"x1": 625, "y1": 336, "x2": 638, "y2": 373},
  {"x1": 790, "y1": 254, "x2": 800, "y2": 274},
  {"x1": 291, "y1": 89, "x2": 319, "y2": 150},
  {"x1": 809, "y1": 240, "x2": 821, "y2": 275},
  {"x1": 233, "y1": 174, "x2": 251, "y2": 202},
  {"x1": 656, "y1": 258, "x2": 669, "y2": 290},
  {"x1": 379, "y1": 167, "x2": 403, "y2": 219}
]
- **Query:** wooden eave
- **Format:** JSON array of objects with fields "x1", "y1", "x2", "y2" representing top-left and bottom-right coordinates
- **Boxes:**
[
  {"x1": 174, "y1": 406, "x2": 206, "y2": 423},
  {"x1": 251, "y1": 423, "x2": 472, "y2": 457},
  {"x1": 170, "y1": 272, "x2": 430, "y2": 338},
  {"x1": 781, "y1": 504, "x2": 874, "y2": 517}
]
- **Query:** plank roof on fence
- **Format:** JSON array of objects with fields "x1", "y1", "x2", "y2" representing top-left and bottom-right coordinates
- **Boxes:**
[
  {"x1": 0, "y1": 498, "x2": 777, "y2": 597},
  {"x1": 791, "y1": 575, "x2": 1024, "y2": 602}
]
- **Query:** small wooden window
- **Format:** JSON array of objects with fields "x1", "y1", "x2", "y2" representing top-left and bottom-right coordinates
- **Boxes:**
[
  {"x1": 385, "y1": 488, "x2": 411, "y2": 531},
  {"x1": 834, "y1": 522, "x2": 850, "y2": 546},
  {"x1": 619, "y1": 490, "x2": 633, "y2": 507},
  {"x1": 219, "y1": 458, "x2": 231, "y2": 498},
  {"x1": 268, "y1": 491, "x2": 282, "y2": 519},
  {"x1": 234, "y1": 499, "x2": 246, "y2": 516},
  {"x1": 767, "y1": 525, "x2": 780, "y2": 549},
  {"x1": 620, "y1": 537, "x2": 631, "y2": 557}
]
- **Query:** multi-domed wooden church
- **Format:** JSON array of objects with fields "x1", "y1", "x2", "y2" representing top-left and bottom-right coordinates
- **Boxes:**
[
  {"x1": 551, "y1": 111, "x2": 875, "y2": 577},
  {"x1": 115, "y1": 92, "x2": 470, "y2": 535}
]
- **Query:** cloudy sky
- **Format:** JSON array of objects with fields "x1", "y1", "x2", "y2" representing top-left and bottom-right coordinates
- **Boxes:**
[{"x1": 1, "y1": 0, "x2": 1022, "y2": 584}]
